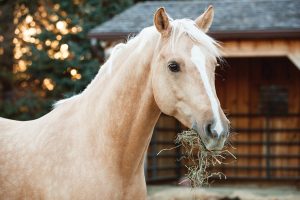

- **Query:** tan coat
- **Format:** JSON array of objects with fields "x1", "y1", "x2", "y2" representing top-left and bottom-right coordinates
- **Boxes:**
[{"x1": 0, "y1": 6, "x2": 229, "y2": 200}]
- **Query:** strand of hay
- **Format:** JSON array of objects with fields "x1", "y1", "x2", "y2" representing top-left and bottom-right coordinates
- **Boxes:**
[{"x1": 175, "y1": 129, "x2": 236, "y2": 187}]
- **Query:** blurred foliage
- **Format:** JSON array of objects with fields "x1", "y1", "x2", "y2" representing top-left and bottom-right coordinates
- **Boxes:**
[{"x1": 0, "y1": 0, "x2": 133, "y2": 120}]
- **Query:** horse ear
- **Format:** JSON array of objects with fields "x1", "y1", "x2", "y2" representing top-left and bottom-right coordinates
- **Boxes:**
[
  {"x1": 195, "y1": 5, "x2": 214, "y2": 33},
  {"x1": 154, "y1": 7, "x2": 170, "y2": 37}
]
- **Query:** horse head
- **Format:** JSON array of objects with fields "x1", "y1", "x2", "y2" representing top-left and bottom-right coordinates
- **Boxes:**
[{"x1": 151, "y1": 6, "x2": 229, "y2": 151}]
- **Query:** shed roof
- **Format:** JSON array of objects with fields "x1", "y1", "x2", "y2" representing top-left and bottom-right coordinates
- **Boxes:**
[{"x1": 89, "y1": 0, "x2": 300, "y2": 40}]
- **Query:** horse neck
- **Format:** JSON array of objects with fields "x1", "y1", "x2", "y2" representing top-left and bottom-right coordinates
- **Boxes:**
[{"x1": 78, "y1": 30, "x2": 161, "y2": 177}]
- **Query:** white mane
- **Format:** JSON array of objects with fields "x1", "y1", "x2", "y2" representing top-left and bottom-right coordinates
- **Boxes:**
[{"x1": 170, "y1": 18, "x2": 221, "y2": 58}]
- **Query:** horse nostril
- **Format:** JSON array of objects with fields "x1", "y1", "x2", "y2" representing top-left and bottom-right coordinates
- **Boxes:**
[{"x1": 205, "y1": 123, "x2": 217, "y2": 138}]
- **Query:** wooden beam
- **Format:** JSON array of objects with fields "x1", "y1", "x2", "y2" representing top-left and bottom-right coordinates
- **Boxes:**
[
  {"x1": 222, "y1": 40, "x2": 300, "y2": 70},
  {"x1": 288, "y1": 54, "x2": 300, "y2": 70}
]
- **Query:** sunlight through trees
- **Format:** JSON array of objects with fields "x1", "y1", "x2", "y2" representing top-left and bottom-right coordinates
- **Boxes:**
[{"x1": 0, "y1": 0, "x2": 133, "y2": 120}]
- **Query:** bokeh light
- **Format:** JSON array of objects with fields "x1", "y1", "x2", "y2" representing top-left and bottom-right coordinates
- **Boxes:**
[{"x1": 12, "y1": 3, "x2": 83, "y2": 91}]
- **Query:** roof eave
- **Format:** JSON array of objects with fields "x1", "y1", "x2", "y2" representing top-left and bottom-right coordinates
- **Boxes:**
[
  {"x1": 88, "y1": 32, "x2": 131, "y2": 41},
  {"x1": 87, "y1": 29, "x2": 300, "y2": 41},
  {"x1": 210, "y1": 29, "x2": 300, "y2": 40}
]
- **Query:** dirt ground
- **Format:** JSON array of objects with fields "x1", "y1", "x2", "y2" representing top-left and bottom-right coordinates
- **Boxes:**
[{"x1": 147, "y1": 185, "x2": 300, "y2": 200}]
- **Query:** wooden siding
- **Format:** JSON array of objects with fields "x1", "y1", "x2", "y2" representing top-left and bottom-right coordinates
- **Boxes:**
[{"x1": 217, "y1": 57, "x2": 300, "y2": 179}]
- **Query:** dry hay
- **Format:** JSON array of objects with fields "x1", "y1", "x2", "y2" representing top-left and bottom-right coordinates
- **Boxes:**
[{"x1": 175, "y1": 129, "x2": 236, "y2": 187}]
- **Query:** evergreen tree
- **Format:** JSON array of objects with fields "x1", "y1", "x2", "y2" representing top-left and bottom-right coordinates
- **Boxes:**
[{"x1": 0, "y1": 0, "x2": 133, "y2": 120}]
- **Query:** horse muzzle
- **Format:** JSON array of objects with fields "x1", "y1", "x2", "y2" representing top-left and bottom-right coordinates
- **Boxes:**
[{"x1": 192, "y1": 120, "x2": 229, "y2": 151}]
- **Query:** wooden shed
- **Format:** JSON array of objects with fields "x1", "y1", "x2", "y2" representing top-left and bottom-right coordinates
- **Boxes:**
[{"x1": 88, "y1": 0, "x2": 300, "y2": 184}]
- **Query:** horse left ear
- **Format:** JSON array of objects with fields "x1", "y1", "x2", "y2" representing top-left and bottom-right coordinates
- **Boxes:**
[
  {"x1": 154, "y1": 7, "x2": 171, "y2": 37},
  {"x1": 195, "y1": 5, "x2": 214, "y2": 33}
]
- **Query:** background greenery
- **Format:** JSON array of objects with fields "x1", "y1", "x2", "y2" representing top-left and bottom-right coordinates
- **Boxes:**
[{"x1": 0, "y1": 0, "x2": 133, "y2": 120}]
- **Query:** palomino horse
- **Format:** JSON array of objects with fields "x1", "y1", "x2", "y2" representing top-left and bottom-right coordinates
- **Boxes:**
[{"x1": 0, "y1": 6, "x2": 229, "y2": 200}]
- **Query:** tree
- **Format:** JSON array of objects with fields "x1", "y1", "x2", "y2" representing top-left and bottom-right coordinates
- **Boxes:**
[
  {"x1": 0, "y1": 0, "x2": 16, "y2": 117},
  {"x1": 0, "y1": 0, "x2": 133, "y2": 120}
]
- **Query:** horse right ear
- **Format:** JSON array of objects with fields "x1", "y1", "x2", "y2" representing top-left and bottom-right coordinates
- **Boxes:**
[{"x1": 154, "y1": 7, "x2": 171, "y2": 37}]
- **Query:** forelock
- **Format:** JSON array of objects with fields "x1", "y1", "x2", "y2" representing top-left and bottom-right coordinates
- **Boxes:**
[{"x1": 169, "y1": 19, "x2": 221, "y2": 59}]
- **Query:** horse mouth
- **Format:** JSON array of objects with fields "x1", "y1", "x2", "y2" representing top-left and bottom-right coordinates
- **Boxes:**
[
  {"x1": 191, "y1": 129, "x2": 209, "y2": 150},
  {"x1": 192, "y1": 128, "x2": 226, "y2": 152},
  {"x1": 193, "y1": 130, "x2": 217, "y2": 153}
]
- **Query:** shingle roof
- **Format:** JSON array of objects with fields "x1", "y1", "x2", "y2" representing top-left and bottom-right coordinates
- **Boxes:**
[{"x1": 89, "y1": 0, "x2": 300, "y2": 40}]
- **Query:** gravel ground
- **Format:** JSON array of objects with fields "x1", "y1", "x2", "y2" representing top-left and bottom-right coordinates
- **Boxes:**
[{"x1": 147, "y1": 185, "x2": 300, "y2": 200}]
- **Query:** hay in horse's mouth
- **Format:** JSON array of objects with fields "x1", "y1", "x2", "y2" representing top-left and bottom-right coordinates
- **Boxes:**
[{"x1": 175, "y1": 129, "x2": 236, "y2": 187}]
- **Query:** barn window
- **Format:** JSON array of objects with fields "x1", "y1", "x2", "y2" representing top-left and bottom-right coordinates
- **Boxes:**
[{"x1": 259, "y1": 85, "x2": 288, "y2": 114}]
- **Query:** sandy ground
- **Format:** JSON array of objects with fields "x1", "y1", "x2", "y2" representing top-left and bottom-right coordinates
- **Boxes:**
[{"x1": 147, "y1": 185, "x2": 300, "y2": 200}]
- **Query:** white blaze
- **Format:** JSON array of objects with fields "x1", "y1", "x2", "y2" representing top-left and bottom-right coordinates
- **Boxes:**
[{"x1": 191, "y1": 45, "x2": 223, "y2": 136}]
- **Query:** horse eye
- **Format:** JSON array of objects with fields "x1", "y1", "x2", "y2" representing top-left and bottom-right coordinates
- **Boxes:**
[{"x1": 168, "y1": 62, "x2": 180, "y2": 72}]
